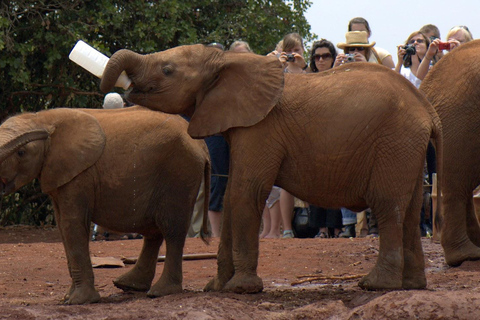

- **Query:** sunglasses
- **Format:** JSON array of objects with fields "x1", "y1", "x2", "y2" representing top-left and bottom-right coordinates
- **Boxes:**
[
  {"x1": 314, "y1": 53, "x2": 332, "y2": 61},
  {"x1": 347, "y1": 47, "x2": 365, "y2": 52},
  {"x1": 408, "y1": 39, "x2": 425, "y2": 45}
]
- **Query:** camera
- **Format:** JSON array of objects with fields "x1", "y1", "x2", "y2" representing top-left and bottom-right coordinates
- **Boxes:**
[
  {"x1": 438, "y1": 42, "x2": 450, "y2": 50},
  {"x1": 345, "y1": 53, "x2": 355, "y2": 62},
  {"x1": 403, "y1": 44, "x2": 416, "y2": 55},
  {"x1": 286, "y1": 54, "x2": 295, "y2": 62}
]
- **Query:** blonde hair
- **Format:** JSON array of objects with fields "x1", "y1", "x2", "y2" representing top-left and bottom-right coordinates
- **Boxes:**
[
  {"x1": 282, "y1": 33, "x2": 304, "y2": 52},
  {"x1": 447, "y1": 26, "x2": 473, "y2": 43},
  {"x1": 229, "y1": 40, "x2": 252, "y2": 52}
]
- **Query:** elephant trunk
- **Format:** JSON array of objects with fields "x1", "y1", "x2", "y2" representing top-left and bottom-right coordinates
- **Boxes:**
[
  {"x1": 100, "y1": 49, "x2": 143, "y2": 93},
  {"x1": 0, "y1": 130, "x2": 49, "y2": 163}
]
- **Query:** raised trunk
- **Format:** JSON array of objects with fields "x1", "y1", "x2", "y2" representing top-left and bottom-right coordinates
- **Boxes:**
[
  {"x1": 100, "y1": 49, "x2": 143, "y2": 93},
  {"x1": 0, "y1": 130, "x2": 49, "y2": 163}
]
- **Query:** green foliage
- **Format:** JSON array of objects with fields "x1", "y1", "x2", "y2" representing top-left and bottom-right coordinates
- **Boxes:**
[{"x1": 0, "y1": 0, "x2": 313, "y2": 226}]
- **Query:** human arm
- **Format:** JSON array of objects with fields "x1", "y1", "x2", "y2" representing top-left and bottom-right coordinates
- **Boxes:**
[
  {"x1": 416, "y1": 39, "x2": 438, "y2": 80},
  {"x1": 395, "y1": 45, "x2": 406, "y2": 73}
]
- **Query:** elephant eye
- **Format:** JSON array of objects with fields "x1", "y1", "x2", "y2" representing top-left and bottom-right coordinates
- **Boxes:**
[
  {"x1": 162, "y1": 66, "x2": 174, "y2": 76},
  {"x1": 17, "y1": 149, "x2": 25, "y2": 157}
]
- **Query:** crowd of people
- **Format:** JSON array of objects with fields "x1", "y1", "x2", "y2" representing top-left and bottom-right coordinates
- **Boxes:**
[{"x1": 222, "y1": 18, "x2": 472, "y2": 240}]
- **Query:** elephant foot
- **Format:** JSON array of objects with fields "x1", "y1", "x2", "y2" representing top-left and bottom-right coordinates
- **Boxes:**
[
  {"x1": 63, "y1": 286, "x2": 100, "y2": 305},
  {"x1": 402, "y1": 271, "x2": 427, "y2": 289},
  {"x1": 359, "y1": 267, "x2": 402, "y2": 290},
  {"x1": 113, "y1": 270, "x2": 152, "y2": 292},
  {"x1": 146, "y1": 280, "x2": 182, "y2": 298},
  {"x1": 444, "y1": 240, "x2": 480, "y2": 267},
  {"x1": 223, "y1": 273, "x2": 263, "y2": 294}
]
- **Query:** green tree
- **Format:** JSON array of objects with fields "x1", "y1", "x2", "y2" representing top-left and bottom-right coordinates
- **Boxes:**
[{"x1": 0, "y1": 0, "x2": 313, "y2": 226}]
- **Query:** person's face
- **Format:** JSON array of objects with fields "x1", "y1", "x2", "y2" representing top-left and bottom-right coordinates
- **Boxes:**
[
  {"x1": 448, "y1": 30, "x2": 467, "y2": 44},
  {"x1": 285, "y1": 44, "x2": 304, "y2": 55},
  {"x1": 350, "y1": 23, "x2": 370, "y2": 37},
  {"x1": 314, "y1": 47, "x2": 333, "y2": 71},
  {"x1": 407, "y1": 34, "x2": 427, "y2": 56},
  {"x1": 345, "y1": 46, "x2": 366, "y2": 58}
]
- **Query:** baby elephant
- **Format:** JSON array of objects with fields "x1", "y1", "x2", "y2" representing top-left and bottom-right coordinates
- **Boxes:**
[{"x1": 0, "y1": 106, "x2": 210, "y2": 304}]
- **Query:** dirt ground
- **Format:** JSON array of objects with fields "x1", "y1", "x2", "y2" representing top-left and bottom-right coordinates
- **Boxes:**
[{"x1": 1, "y1": 226, "x2": 480, "y2": 319}]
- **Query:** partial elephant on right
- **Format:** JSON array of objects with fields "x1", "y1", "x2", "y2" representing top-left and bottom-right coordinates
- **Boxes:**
[{"x1": 420, "y1": 39, "x2": 480, "y2": 266}]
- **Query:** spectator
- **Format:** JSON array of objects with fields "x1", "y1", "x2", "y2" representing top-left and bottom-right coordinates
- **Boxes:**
[
  {"x1": 309, "y1": 39, "x2": 337, "y2": 73},
  {"x1": 205, "y1": 42, "x2": 228, "y2": 237},
  {"x1": 259, "y1": 186, "x2": 282, "y2": 238},
  {"x1": 419, "y1": 24, "x2": 444, "y2": 65},
  {"x1": 347, "y1": 17, "x2": 395, "y2": 68},
  {"x1": 446, "y1": 25, "x2": 473, "y2": 45},
  {"x1": 229, "y1": 40, "x2": 252, "y2": 53},
  {"x1": 395, "y1": 31, "x2": 437, "y2": 89},
  {"x1": 305, "y1": 39, "x2": 343, "y2": 238},
  {"x1": 335, "y1": 31, "x2": 376, "y2": 66},
  {"x1": 272, "y1": 33, "x2": 307, "y2": 238}
]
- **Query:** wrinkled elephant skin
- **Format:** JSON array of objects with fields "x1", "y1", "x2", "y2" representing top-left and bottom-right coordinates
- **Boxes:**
[
  {"x1": 101, "y1": 45, "x2": 442, "y2": 293},
  {"x1": 421, "y1": 39, "x2": 480, "y2": 266},
  {"x1": 0, "y1": 106, "x2": 210, "y2": 304}
]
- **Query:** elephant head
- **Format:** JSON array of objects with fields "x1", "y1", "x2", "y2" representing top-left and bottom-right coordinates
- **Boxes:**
[
  {"x1": 0, "y1": 109, "x2": 106, "y2": 194},
  {"x1": 100, "y1": 44, "x2": 284, "y2": 138}
]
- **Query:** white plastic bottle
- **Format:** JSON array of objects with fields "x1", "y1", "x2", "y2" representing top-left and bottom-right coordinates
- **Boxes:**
[{"x1": 69, "y1": 40, "x2": 132, "y2": 90}]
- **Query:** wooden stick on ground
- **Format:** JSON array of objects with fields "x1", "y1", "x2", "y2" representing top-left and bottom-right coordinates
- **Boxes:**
[
  {"x1": 123, "y1": 253, "x2": 217, "y2": 264},
  {"x1": 291, "y1": 274, "x2": 367, "y2": 286}
]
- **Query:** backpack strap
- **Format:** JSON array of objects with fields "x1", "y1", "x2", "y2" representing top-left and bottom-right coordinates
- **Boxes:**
[{"x1": 371, "y1": 47, "x2": 383, "y2": 64}]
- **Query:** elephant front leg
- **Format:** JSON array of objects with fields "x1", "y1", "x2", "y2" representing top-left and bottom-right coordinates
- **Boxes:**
[
  {"x1": 58, "y1": 219, "x2": 100, "y2": 304},
  {"x1": 114, "y1": 236, "x2": 163, "y2": 292},
  {"x1": 222, "y1": 189, "x2": 264, "y2": 293},
  {"x1": 359, "y1": 208, "x2": 404, "y2": 290},
  {"x1": 204, "y1": 189, "x2": 235, "y2": 292}
]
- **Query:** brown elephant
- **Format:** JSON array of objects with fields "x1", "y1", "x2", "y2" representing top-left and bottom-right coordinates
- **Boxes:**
[
  {"x1": 100, "y1": 45, "x2": 442, "y2": 293},
  {"x1": 420, "y1": 39, "x2": 480, "y2": 266},
  {"x1": 0, "y1": 106, "x2": 210, "y2": 304}
]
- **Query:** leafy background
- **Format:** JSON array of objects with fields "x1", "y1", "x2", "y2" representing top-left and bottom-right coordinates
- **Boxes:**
[{"x1": 0, "y1": 0, "x2": 313, "y2": 226}]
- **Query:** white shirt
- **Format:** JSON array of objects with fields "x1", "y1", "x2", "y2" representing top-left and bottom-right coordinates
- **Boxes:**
[{"x1": 400, "y1": 67, "x2": 422, "y2": 88}]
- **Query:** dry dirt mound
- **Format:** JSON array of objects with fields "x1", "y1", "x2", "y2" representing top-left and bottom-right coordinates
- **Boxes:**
[{"x1": 1, "y1": 226, "x2": 479, "y2": 319}]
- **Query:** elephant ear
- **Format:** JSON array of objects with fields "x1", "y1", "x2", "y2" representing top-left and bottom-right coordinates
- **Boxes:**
[
  {"x1": 40, "y1": 109, "x2": 106, "y2": 193},
  {"x1": 188, "y1": 52, "x2": 284, "y2": 138}
]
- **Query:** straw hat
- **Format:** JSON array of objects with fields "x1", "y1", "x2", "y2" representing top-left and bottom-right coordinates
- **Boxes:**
[{"x1": 337, "y1": 31, "x2": 375, "y2": 49}]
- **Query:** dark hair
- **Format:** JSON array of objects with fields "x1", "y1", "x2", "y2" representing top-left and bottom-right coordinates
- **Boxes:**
[
  {"x1": 309, "y1": 39, "x2": 337, "y2": 73},
  {"x1": 348, "y1": 17, "x2": 371, "y2": 37}
]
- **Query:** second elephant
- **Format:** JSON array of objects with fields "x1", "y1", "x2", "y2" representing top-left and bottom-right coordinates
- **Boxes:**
[{"x1": 0, "y1": 106, "x2": 210, "y2": 304}]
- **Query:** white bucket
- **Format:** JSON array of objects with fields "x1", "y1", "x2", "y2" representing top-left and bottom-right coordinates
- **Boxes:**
[{"x1": 69, "y1": 40, "x2": 132, "y2": 90}]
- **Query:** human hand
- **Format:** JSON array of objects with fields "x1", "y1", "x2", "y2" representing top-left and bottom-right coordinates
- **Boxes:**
[
  {"x1": 397, "y1": 45, "x2": 406, "y2": 61},
  {"x1": 447, "y1": 39, "x2": 461, "y2": 51}
]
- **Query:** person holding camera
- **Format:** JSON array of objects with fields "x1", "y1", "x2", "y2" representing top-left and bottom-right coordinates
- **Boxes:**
[
  {"x1": 347, "y1": 17, "x2": 395, "y2": 69},
  {"x1": 395, "y1": 31, "x2": 443, "y2": 89},
  {"x1": 268, "y1": 33, "x2": 307, "y2": 74},
  {"x1": 334, "y1": 31, "x2": 375, "y2": 67}
]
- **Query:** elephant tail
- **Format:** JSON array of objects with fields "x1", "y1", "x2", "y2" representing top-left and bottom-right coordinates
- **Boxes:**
[
  {"x1": 431, "y1": 114, "x2": 443, "y2": 236},
  {"x1": 200, "y1": 159, "x2": 211, "y2": 244}
]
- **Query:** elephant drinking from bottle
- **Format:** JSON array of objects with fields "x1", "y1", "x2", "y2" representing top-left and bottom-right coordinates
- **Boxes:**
[{"x1": 101, "y1": 44, "x2": 442, "y2": 292}]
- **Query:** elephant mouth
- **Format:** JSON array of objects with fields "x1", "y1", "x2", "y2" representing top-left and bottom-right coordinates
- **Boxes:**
[{"x1": 0, "y1": 178, "x2": 15, "y2": 197}]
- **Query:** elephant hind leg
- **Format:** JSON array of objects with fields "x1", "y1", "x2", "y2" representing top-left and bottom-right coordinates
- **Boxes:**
[
  {"x1": 114, "y1": 236, "x2": 163, "y2": 292},
  {"x1": 466, "y1": 196, "x2": 480, "y2": 247},
  {"x1": 147, "y1": 234, "x2": 186, "y2": 297},
  {"x1": 402, "y1": 177, "x2": 426, "y2": 289},
  {"x1": 359, "y1": 200, "x2": 406, "y2": 290},
  {"x1": 441, "y1": 195, "x2": 480, "y2": 266}
]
